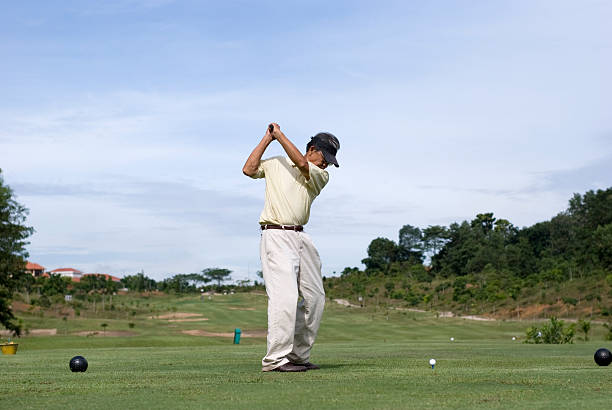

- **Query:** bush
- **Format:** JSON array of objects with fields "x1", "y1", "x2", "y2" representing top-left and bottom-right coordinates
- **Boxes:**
[
  {"x1": 524, "y1": 317, "x2": 575, "y2": 344},
  {"x1": 37, "y1": 295, "x2": 51, "y2": 308},
  {"x1": 391, "y1": 290, "x2": 405, "y2": 300},
  {"x1": 577, "y1": 319, "x2": 591, "y2": 341},
  {"x1": 562, "y1": 297, "x2": 578, "y2": 306},
  {"x1": 404, "y1": 293, "x2": 420, "y2": 306},
  {"x1": 604, "y1": 321, "x2": 612, "y2": 341},
  {"x1": 525, "y1": 326, "x2": 542, "y2": 344}
]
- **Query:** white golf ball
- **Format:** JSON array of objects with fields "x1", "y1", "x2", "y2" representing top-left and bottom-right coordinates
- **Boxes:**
[
  {"x1": 512, "y1": 336, "x2": 516, "y2": 341},
  {"x1": 450, "y1": 337, "x2": 454, "y2": 341},
  {"x1": 429, "y1": 358, "x2": 436, "y2": 366}
]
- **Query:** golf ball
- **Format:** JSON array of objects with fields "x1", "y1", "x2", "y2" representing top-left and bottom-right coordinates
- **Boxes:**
[
  {"x1": 450, "y1": 337, "x2": 454, "y2": 341},
  {"x1": 429, "y1": 358, "x2": 436, "y2": 366},
  {"x1": 512, "y1": 337, "x2": 516, "y2": 341}
]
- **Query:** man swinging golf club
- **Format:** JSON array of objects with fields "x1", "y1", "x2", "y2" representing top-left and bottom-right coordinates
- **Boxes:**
[{"x1": 243, "y1": 123, "x2": 340, "y2": 372}]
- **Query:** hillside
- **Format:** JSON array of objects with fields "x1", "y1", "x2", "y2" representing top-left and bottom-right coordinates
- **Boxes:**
[
  {"x1": 323, "y1": 271, "x2": 611, "y2": 321},
  {"x1": 325, "y1": 188, "x2": 612, "y2": 321}
]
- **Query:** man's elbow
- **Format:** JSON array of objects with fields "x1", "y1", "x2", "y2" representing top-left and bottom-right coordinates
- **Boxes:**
[{"x1": 242, "y1": 166, "x2": 255, "y2": 177}]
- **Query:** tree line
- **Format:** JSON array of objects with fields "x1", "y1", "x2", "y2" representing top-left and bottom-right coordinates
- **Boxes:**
[
  {"x1": 121, "y1": 269, "x2": 233, "y2": 293},
  {"x1": 331, "y1": 188, "x2": 611, "y2": 316},
  {"x1": 13, "y1": 268, "x2": 234, "y2": 307},
  {"x1": 358, "y1": 188, "x2": 611, "y2": 280},
  {"x1": 1, "y1": 168, "x2": 240, "y2": 335}
]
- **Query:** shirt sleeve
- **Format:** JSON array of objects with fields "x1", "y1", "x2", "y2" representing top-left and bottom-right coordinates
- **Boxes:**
[
  {"x1": 251, "y1": 159, "x2": 267, "y2": 179},
  {"x1": 305, "y1": 162, "x2": 329, "y2": 195}
]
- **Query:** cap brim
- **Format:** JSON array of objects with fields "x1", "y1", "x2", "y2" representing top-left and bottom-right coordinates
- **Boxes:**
[{"x1": 321, "y1": 150, "x2": 339, "y2": 167}]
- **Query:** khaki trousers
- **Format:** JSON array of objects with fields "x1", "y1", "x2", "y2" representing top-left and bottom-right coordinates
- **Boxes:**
[{"x1": 260, "y1": 229, "x2": 326, "y2": 371}]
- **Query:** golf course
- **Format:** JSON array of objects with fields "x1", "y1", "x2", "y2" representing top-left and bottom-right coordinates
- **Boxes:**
[{"x1": 1, "y1": 292, "x2": 611, "y2": 409}]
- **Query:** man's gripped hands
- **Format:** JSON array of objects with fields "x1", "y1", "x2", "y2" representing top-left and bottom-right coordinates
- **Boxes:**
[
  {"x1": 267, "y1": 123, "x2": 280, "y2": 141},
  {"x1": 264, "y1": 122, "x2": 310, "y2": 179}
]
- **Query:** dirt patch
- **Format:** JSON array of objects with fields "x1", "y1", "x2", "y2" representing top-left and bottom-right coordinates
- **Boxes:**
[
  {"x1": 167, "y1": 318, "x2": 209, "y2": 322},
  {"x1": 30, "y1": 328, "x2": 58, "y2": 335},
  {"x1": 73, "y1": 330, "x2": 137, "y2": 337},
  {"x1": 182, "y1": 329, "x2": 267, "y2": 338},
  {"x1": 228, "y1": 307, "x2": 256, "y2": 311},
  {"x1": 393, "y1": 308, "x2": 492, "y2": 321},
  {"x1": 10, "y1": 301, "x2": 40, "y2": 313},
  {"x1": 13, "y1": 302, "x2": 75, "y2": 319},
  {"x1": 151, "y1": 313, "x2": 203, "y2": 319},
  {"x1": 333, "y1": 299, "x2": 361, "y2": 308},
  {"x1": 0, "y1": 328, "x2": 58, "y2": 337},
  {"x1": 461, "y1": 315, "x2": 495, "y2": 321},
  {"x1": 502, "y1": 303, "x2": 564, "y2": 320}
]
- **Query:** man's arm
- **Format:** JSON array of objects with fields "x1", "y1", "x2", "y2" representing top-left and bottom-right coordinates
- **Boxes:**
[
  {"x1": 242, "y1": 127, "x2": 275, "y2": 177},
  {"x1": 268, "y1": 123, "x2": 310, "y2": 179}
]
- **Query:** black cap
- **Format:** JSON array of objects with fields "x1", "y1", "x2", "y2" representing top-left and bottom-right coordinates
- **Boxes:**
[{"x1": 311, "y1": 132, "x2": 340, "y2": 167}]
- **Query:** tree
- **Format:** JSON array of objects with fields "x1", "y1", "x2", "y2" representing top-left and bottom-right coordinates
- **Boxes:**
[
  {"x1": 160, "y1": 274, "x2": 198, "y2": 293},
  {"x1": 471, "y1": 213, "x2": 496, "y2": 235},
  {"x1": 17, "y1": 272, "x2": 35, "y2": 304},
  {"x1": 361, "y1": 237, "x2": 399, "y2": 273},
  {"x1": 202, "y1": 268, "x2": 232, "y2": 286},
  {"x1": 41, "y1": 274, "x2": 69, "y2": 296},
  {"x1": 398, "y1": 224, "x2": 424, "y2": 263},
  {"x1": 568, "y1": 188, "x2": 612, "y2": 230},
  {"x1": 593, "y1": 224, "x2": 612, "y2": 269},
  {"x1": 121, "y1": 272, "x2": 157, "y2": 292},
  {"x1": 433, "y1": 221, "x2": 479, "y2": 276},
  {"x1": 422, "y1": 225, "x2": 449, "y2": 258},
  {"x1": 0, "y1": 169, "x2": 35, "y2": 336}
]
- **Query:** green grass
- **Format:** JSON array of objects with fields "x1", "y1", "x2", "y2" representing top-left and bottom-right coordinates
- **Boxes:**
[{"x1": 2, "y1": 293, "x2": 611, "y2": 409}]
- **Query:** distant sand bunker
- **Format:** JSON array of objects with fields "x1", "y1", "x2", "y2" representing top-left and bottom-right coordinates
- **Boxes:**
[
  {"x1": 0, "y1": 328, "x2": 57, "y2": 336},
  {"x1": 167, "y1": 318, "x2": 209, "y2": 322},
  {"x1": 151, "y1": 313, "x2": 203, "y2": 319},
  {"x1": 228, "y1": 307, "x2": 256, "y2": 311},
  {"x1": 73, "y1": 330, "x2": 137, "y2": 337},
  {"x1": 182, "y1": 329, "x2": 266, "y2": 338}
]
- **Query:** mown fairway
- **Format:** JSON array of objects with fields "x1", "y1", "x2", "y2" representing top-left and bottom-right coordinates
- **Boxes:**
[{"x1": 1, "y1": 293, "x2": 611, "y2": 409}]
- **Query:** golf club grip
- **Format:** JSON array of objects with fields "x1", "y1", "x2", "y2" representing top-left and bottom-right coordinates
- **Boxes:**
[{"x1": 268, "y1": 124, "x2": 274, "y2": 134}]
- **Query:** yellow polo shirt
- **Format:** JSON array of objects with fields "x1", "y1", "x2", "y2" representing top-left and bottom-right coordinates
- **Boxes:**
[{"x1": 251, "y1": 156, "x2": 329, "y2": 225}]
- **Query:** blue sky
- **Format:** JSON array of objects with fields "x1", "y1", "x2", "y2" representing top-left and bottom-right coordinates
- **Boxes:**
[{"x1": 1, "y1": 1, "x2": 611, "y2": 282}]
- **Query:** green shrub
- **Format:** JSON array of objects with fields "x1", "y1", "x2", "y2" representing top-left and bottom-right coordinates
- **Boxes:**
[
  {"x1": 603, "y1": 321, "x2": 612, "y2": 341},
  {"x1": 391, "y1": 290, "x2": 405, "y2": 300},
  {"x1": 525, "y1": 326, "x2": 542, "y2": 344},
  {"x1": 577, "y1": 319, "x2": 591, "y2": 341},
  {"x1": 37, "y1": 295, "x2": 51, "y2": 308},
  {"x1": 562, "y1": 297, "x2": 578, "y2": 306},
  {"x1": 524, "y1": 317, "x2": 575, "y2": 344}
]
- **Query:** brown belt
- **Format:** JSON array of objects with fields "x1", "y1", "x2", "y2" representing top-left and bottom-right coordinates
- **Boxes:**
[{"x1": 261, "y1": 224, "x2": 304, "y2": 232}]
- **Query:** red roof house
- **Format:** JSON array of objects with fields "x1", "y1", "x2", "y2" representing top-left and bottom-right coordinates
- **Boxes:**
[
  {"x1": 25, "y1": 262, "x2": 46, "y2": 277},
  {"x1": 82, "y1": 273, "x2": 122, "y2": 283},
  {"x1": 48, "y1": 268, "x2": 83, "y2": 281}
]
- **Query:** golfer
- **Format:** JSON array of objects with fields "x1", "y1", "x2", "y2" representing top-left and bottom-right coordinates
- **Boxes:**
[{"x1": 243, "y1": 123, "x2": 340, "y2": 372}]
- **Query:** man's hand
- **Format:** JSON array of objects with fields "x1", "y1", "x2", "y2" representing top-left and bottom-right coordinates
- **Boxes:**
[
  {"x1": 268, "y1": 123, "x2": 279, "y2": 140},
  {"x1": 267, "y1": 123, "x2": 309, "y2": 179}
]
